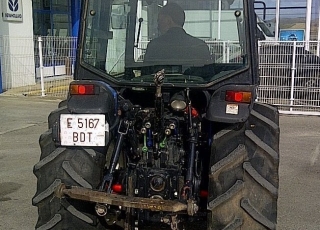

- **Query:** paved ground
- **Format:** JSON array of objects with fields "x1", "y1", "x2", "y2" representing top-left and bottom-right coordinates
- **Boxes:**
[
  {"x1": 277, "y1": 115, "x2": 320, "y2": 229},
  {"x1": 0, "y1": 95, "x2": 61, "y2": 230},
  {"x1": 0, "y1": 95, "x2": 320, "y2": 229}
]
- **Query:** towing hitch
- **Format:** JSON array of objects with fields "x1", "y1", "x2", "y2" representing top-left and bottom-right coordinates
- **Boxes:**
[{"x1": 55, "y1": 183, "x2": 188, "y2": 213}]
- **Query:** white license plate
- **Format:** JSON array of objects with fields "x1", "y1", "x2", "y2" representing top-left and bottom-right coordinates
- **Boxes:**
[{"x1": 60, "y1": 114, "x2": 107, "y2": 146}]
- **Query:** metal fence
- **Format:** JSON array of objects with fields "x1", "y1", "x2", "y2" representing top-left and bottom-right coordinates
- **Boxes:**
[
  {"x1": 0, "y1": 36, "x2": 36, "y2": 90},
  {"x1": 1, "y1": 36, "x2": 320, "y2": 115},
  {"x1": 0, "y1": 36, "x2": 77, "y2": 98},
  {"x1": 35, "y1": 36, "x2": 77, "y2": 97},
  {"x1": 257, "y1": 41, "x2": 320, "y2": 115}
]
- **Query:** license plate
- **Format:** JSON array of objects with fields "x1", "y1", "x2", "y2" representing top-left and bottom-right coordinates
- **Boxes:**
[{"x1": 60, "y1": 114, "x2": 107, "y2": 146}]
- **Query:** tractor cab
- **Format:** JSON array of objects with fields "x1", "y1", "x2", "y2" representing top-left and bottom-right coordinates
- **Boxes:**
[{"x1": 76, "y1": 0, "x2": 257, "y2": 88}]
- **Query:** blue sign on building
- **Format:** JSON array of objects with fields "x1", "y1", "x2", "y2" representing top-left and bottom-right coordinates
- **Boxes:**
[{"x1": 279, "y1": 29, "x2": 305, "y2": 41}]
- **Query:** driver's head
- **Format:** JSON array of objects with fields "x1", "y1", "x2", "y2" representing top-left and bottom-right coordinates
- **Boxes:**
[{"x1": 158, "y1": 3, "x2": 185, "y2": 34}]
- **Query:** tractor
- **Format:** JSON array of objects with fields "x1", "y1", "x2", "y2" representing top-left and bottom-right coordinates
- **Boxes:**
[{"x1": 32, "y1": 0, "x2": 279, "y2": 229}]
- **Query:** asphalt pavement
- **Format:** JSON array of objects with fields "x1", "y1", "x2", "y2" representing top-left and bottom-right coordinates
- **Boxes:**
[
  {"x1": 0, "y1": 95, "x2": 61, "y2": 230},
  {"x1": 0, "y1": 95, "x2": 320, "y2": 230}
]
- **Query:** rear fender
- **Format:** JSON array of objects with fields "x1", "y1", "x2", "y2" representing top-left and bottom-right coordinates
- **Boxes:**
[
  {"x1": 48, "y1": 80, "x2": 118, "y2": 147},
  {"x1": 67, "y1": 80, "x2": 118, "y2": 125},
  {"x1": 206, "y1": 85, "x2": 256, "y2": 123}
]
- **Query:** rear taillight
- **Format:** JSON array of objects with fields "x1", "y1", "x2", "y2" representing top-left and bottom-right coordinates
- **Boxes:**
[
  {"x1": 70, "y1": 84, "x2": 96, "y2": 95},
  {"x1": 225, "y1": 91, "x2": 252, "y2": 103}
]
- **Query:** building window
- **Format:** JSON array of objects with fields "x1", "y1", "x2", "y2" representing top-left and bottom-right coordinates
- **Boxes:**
[{"x1": 33, "y1": 0, "x2": 72, "y2": 36}]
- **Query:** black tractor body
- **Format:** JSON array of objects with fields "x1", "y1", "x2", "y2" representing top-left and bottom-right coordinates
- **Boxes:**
[{"x1": 33, "y1": 0, "x2": 280, "y2": 229}]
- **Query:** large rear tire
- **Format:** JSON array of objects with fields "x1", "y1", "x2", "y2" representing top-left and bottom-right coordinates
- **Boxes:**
[
  {"x1": 207, "y1": 102, "x2": 279, "y2": 229},
  {"x1": 32, "y1": 129, "x2": 106, "y2": 230}
]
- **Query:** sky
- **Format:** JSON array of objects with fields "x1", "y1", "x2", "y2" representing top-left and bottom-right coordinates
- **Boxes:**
[{"x1": 255, "y1": 0, "x2": 319, "y2": 21}]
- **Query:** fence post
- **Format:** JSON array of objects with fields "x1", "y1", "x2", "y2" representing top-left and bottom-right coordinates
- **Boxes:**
[
  {"x1": 289, "y1": 41, "x2": 297, "y2": 112},
  {"x1": 38, "y1": 36, "x2": 46, "y2": 97},
  {"x1": 256, "y1": 41, "x2": 262, "y2": 102},
  {"x1": 222, "y1": 41, "x2": 226, "y2": 63},
  {"x1": 226, "y1": 41, "x2": 230, "y2": 63}
]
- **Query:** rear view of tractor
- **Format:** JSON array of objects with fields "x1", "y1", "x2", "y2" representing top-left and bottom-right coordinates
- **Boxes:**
[{"x1": 32, "y1": 0, "x2": 279, "y2": 229}]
